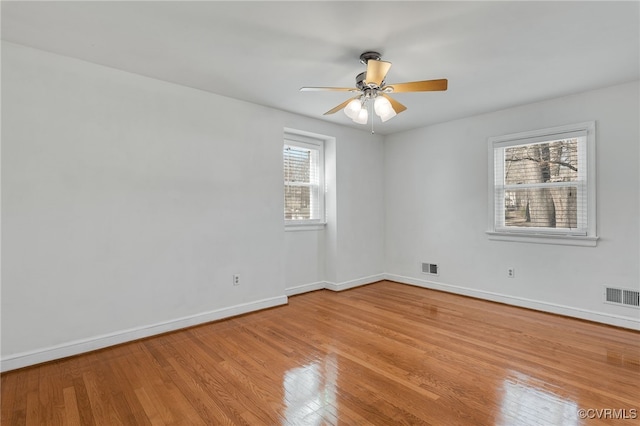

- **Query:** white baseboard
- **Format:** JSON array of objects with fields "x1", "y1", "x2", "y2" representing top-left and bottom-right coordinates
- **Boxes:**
[
  {"x1": 286, "y1": 274, "x2": 385, "y2": 295},
  {"x1": 6, "y1": 272, "x2": 636, "y2": 372},
  {"x1": 324, "y1": 274, "x2": 386, "y2": 292},
  {"x1": 3, "y1": 271, "x2": 385, "y2": 372},
  {"x1": 1, "y1": 295, "x2": 288, "y2": 373},
  {"x1": 285, "y1": 281, "x2": 325, "y2": 296},
  {"x1": 385, "y1": 273, "x2": 640, "y2": 331}
]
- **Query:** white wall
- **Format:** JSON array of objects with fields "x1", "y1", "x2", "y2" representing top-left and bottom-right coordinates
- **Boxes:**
[
  {"x1": 3, "y1": 39, "x2": 636, "y2": 372},
  {"x1": 1, "y1": 41, "x2": 284, "y2": 364},
  {"x1": 283, "y1": 124, "x2": 386, "y2": 294},
  {"x1": 1, "y1": 42, "x2": 386, "y2": 370},
  {"x1": 332, "y1": 131, "x2": 385, "y2": 287},
  {"x1": 384, "y1": 80, "x2": 640, "y2": 329}
]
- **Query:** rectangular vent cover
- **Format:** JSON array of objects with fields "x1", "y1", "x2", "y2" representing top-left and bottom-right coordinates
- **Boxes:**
[
  {"x1": 605, "y1": 287, "x2": 640, "y2": 308},
  {"x1": 421, "y1": 263, "x2": 439, "y2": 276}
]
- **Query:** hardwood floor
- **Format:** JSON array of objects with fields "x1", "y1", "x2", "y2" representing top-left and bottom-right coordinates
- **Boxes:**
[{"x1": 2, "y1": 281, "x2": 639, "y2": 425}]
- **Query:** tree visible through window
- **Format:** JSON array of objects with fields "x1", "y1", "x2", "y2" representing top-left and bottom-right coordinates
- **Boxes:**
[
  {"x1": 503, "y1": 139, "x2": 579, "y2": 229},
  {"x1": 488, "y1": 122, "x2": 597, "y2": 245}
]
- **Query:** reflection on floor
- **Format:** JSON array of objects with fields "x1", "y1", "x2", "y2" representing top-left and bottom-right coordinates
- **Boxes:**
[
  {"x1": 284, "y1": 355, "x2": 338, "y2": 425},
  {"x1": 498, "y1": 371, "x2": 578, "y2": 426}
]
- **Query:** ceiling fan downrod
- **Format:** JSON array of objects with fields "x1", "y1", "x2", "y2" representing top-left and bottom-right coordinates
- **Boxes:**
[{"x1": 359, "y1": 51, "x2": 382, "y2": 65}]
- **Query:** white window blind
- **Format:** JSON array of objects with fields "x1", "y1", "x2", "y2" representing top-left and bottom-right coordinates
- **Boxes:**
[
  {"x1": 488, "y1": 122, "x2": 597, "y2": 246},
  {"x1": 284, "y1": 133, "x2": 324, "y2": 225}
]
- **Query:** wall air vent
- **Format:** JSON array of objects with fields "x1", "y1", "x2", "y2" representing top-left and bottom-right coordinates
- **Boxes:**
[
  {"x1": 604, "y1": 287, "x2": 640, "y2": 308},
  {"x1": 421, "y1": 263, "x2": 439, "y2": 276}
]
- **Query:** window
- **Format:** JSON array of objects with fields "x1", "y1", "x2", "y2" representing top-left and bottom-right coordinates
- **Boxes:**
[
  {"x1": 284, "y1": 132, "x2": 325, "y2": 228},
  {"x1": 487, "y1": 122, "x2": 597, "y2": 246}
]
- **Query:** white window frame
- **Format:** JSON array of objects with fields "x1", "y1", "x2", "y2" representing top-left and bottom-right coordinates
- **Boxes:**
[
  {"x1": 487, "y1": 121, "x2": 598, "y2": 247},
  {"x1": 284, "y1": 131, "x2": 325, "y2": 231}
]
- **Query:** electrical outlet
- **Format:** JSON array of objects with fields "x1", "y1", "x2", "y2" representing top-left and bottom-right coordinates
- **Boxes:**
[
  {"x1": 233, "y1": 274, "x2": 240, "y2": 286},
  {"x1": 507, "y1": 268, "x2": 515, "y2": 278}
]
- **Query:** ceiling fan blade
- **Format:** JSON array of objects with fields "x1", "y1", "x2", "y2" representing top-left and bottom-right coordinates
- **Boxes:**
[
  {"x1": 324, "y1": 96, "x2": 360, "y2": 115},
  {"x1": 381, "y1": 94, "x2": 407, "y2": 114},
  {"x1": 384, "y1": 79, "x2": 448, "y2": 93},
  {"x1": 300, "y1": 87, "x2": 356, "y2": 92},
  {"x1": 364, "y1": 60, "x2": 392, "y2": 86}
]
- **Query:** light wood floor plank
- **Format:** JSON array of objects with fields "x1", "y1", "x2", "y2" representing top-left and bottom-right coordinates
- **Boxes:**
[{"x1": 62, "y1": 386, "x2": 82, "y2": 426}]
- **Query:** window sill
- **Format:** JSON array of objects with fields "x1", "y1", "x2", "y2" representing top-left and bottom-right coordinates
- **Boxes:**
[
  {"x1": 285, "y1": 222, "x2": 327, "y2": 232},
  {"x1": 486, "y1": 231, "x2": 598, "y2": 247}
]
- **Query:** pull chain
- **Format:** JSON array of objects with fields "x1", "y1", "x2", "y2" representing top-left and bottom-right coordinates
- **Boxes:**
[{"x1": 371, "y1": 103, "x2": 375, "y2": 134}]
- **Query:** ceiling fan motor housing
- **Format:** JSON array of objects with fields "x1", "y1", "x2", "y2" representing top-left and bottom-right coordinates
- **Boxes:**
[{"x1": 355, "y1": 72, "x2": 367, "y2": 90}]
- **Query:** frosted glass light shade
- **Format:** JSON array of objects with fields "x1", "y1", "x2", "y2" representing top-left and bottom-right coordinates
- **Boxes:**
[
  {"x1": 380, "y1": 109, "x2": 397, "y2": 122},
  {"x1": 344, "y1": 99, "x2": 362, "y2": 119},
  {"x1": 374, "y1": 96, "x2": 392, "y2": 116},
  {"x1": 353, "y1": 107, "x2": 368, "y2": 124}
]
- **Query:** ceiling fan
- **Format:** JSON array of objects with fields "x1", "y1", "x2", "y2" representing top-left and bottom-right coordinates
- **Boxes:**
[{"x1": 300, "y1": 51, "x2": 447, "y2": 125}]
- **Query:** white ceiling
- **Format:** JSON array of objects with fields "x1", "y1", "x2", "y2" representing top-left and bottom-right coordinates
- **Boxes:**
[{"x1": 2, "y1": 1, "x2": 639, "y2": 135}]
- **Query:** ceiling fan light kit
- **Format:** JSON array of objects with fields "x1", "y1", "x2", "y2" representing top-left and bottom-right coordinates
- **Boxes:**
[{"x1": 300, "y1": 51, "x2": 448, "y2": 127}]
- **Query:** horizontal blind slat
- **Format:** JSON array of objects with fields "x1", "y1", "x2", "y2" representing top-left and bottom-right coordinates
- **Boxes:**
[
  {"x1": 284, "y1": 140, "x2": 323, "y2": 221},
  {"x1": 495, "y1": 135, "x2": 588, "y2": 233}
]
